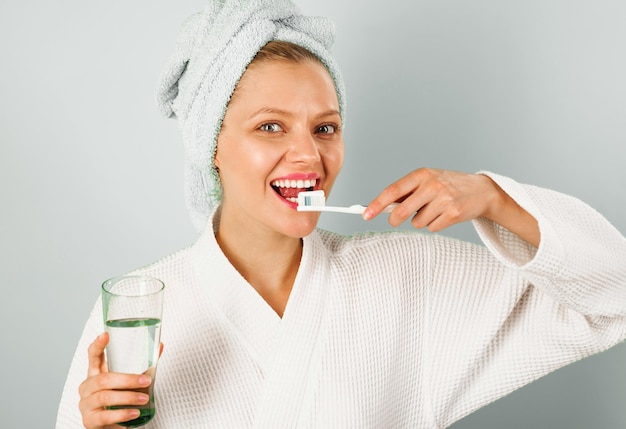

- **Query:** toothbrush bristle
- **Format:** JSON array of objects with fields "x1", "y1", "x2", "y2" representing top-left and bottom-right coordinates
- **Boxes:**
[{"x1": 298, "y1": 190, "x2": 326, "y2": 207}]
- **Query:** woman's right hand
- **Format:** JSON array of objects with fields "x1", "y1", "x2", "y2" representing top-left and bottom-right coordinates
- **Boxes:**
[{"x1": 78, "y1": 332, "x2": 152, "y2": 429}]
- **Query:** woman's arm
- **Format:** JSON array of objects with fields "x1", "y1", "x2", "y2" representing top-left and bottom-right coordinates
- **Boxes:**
[
  {"x1": 369, "y1": 169, "x2": 626, "y2": 426},
  {"x1": 363, "y1": 168, "x2": 540, "y2": 247},
  {"x1": 366, "y1": 168, "x2": 626, "y2": 425}
]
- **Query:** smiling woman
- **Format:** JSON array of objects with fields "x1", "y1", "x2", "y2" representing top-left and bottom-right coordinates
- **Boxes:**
[
  {"x1": 217, "y1": 48, "x2": 343, "y2": 222},
  {"x1": 215, "y1": 54, "x2": 344, "y2": 315},
  {"x1": 55, "y1": 1, "x2": 626, "y2": 428}
]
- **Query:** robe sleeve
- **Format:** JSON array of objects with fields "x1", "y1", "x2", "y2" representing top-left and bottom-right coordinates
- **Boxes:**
[
  {"x1": 426, "y1": 172, "x2": 626, "y2": 427},
  {"x1": 55, "y1": 298, "x2": 104, "y2": 429}
]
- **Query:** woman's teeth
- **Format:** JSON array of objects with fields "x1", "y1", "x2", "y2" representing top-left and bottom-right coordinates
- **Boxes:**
[
  {"x1": 270, "y1": 179, "x2": 317, "y2": 189},
  {"x1": 271, "y1": 178, "x2": 317, "y2": 203}
]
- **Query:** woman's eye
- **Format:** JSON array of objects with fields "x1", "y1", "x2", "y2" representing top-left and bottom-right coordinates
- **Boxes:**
[
  {"x1": 259, "y1": 123, "x2": 283, "y2": 133},
  {"x1": 316, "y1": 124, "x2": 337, "y2": 134}
]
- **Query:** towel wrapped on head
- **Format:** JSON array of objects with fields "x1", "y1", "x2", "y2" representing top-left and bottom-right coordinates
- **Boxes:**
[{"x1": 156, "y1": 0, "x2": 346, "y2": 231}]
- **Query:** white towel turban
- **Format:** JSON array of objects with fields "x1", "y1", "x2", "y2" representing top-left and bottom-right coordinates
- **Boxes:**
[{"x1": 156, "y1": 0, "x2": 346, "y2": 231}]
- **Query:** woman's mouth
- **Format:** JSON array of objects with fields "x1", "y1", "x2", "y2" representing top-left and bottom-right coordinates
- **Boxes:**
[{"x1": 271, "y1": 178, "x2": 317, "y2": 204}]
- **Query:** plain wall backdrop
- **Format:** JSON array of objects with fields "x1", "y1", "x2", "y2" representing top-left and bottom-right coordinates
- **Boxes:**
[{"x1": 1, "y1": 0, "x2": 625, "y2": 427}]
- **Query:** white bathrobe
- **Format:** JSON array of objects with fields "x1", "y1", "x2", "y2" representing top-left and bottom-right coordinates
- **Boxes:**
[{"x1": 56, "y1": 173, "x2": 626, "y2": 428}]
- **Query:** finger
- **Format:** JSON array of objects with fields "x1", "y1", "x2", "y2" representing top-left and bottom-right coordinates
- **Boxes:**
[
  {"x1": 80, "y1": 372, "x2": 152, "y2": 399},
  {"x1": 87, "y1": 333, "x2": 109, "y2": 378},
  {"x1": 82, "y1": 406, "x2": 142, "y2": 429},
  {"x1": 410, "y1": 204, "x2": 442, "y2": 231},
  {"x1": 159, "y1": 342, "x2": 164, "y2": 358},
  {"x1": 420, "y1": 212, "x2": 451, "y2": 233},
  {"x1": 81, "y1": 388, "x2": 150, "y2": 411},
  {"x1": 411, "y1": 191, "x2": 469, "y2": 231},
  {"x1": 364, "y1": 169, "x2": 438, "y2": 220},
  {"x1": 362, "y1": 175, "x2": 418, "y2": 220},
  {"x1": 79, "y1": 384, "x2": 151, "y2": 429},
  {"x1": 386, "y1": 183, "x2": 441, "y2": 227}
]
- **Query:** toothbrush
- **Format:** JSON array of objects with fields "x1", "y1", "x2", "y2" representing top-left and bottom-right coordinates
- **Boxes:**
[{"x1": 296, "y1": 190, "x2": 398, "y2": 214}]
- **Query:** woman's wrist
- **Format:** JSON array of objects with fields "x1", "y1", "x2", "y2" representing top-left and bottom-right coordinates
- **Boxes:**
[{"x1": 479, "y1": 175, "x2": 540, "y2": 248}]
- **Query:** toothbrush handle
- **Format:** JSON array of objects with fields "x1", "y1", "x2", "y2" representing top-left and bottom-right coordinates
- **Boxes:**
[
  {"x1": 306, "y1": 205, "x2": 364, "y2": 214},
  {"x1": 348, "y1": 203, "x2": 399, "y2": 214},
  {"x1": 298, "y1": 203, "x2": 399, "y2": 214},
  {"x1": 381, "y1": 203, "x2": 399, "y2": 213},
  {"x1": 356, "y1": 203, "x2": 399, "y2": 214}
]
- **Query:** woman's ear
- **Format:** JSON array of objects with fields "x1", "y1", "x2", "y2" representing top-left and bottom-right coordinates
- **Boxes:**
[{"x1": 213, "y1": 151, "x2": 221, "y2": 171}]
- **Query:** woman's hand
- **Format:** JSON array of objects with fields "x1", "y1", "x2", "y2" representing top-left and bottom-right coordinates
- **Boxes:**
[
  {"x1": 77, "y1": 332, "x2": 152, "y2": 429},
  {"x1": 363, "y1": 168, "x2": 540, "y2": 247}
]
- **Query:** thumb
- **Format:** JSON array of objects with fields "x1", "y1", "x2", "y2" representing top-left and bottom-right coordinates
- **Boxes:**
[{"x1": 86, "y1": 332, "x2": 109, "y2": 377}]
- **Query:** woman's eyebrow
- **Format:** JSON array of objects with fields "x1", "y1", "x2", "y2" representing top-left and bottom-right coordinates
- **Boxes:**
[
  {"x1": 248, "y1": 107, "x2": 293, "y2": 120},
  {"x1": 316, "y1": 109, "x2": 341, "y2": 119},
  {"x1": 247, "y1": 108, "x2": 340, "y2": 121}
]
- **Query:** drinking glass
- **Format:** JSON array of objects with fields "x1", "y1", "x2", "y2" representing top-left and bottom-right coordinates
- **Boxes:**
[{"x1": 102, "y1": 275, "x2": 164, "y2": 427}]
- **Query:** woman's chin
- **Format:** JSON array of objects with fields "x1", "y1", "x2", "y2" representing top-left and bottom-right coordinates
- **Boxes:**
[{"x1": 281, "y1": 214, "x2": 320, "y2": 238}]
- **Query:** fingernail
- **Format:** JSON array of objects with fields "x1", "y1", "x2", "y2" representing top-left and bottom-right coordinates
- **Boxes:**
[
  {"x1": 139, "y1": 375, "x2": 152, "y2": 386},
  {"x1": 362, "y1": 208, "x2": 372, "y2": 220},
  {"x1": 129, "y1": 409, "x2": 141, "y2": 418},
  {"x1": 137, "y1": 393, "x2": 150, "y2": 404}
]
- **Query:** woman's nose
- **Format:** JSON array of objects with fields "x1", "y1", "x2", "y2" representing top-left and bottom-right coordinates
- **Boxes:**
[{"x1": 285, "y1": 132, "x2": 321, "y2": 165}]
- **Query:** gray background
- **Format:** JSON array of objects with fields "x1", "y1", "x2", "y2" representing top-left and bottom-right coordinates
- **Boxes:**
[{"x1": 1, "y1": 0, "x2": 625, "y2": 427}]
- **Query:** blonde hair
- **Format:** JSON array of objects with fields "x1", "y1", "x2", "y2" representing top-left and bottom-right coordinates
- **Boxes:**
[
  {"x1": 227, "y1": 40, "x2": 324, "y2": 107},
  {"x1": 251, "y1": 40, "x2": 323, "y2": 65}
]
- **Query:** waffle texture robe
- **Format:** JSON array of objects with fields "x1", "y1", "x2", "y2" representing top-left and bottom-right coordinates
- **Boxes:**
[{"x1": 56, "y1": 173, "x2": 626, "y2": 428}]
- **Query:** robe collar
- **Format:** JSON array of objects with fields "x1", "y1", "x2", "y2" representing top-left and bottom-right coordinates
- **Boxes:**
[{"x1": 189, "y1": 206, "x2": 332, "y2": 426}]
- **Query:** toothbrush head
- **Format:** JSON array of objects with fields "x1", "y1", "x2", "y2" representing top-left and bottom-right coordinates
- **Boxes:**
[{"x1": 297, "y1": 190, "x2": 326, "y2": 211}]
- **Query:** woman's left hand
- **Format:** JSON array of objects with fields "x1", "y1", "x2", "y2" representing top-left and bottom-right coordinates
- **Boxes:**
[{"x1": 363, "y1": 168, "x2": 540, "y2": 247}]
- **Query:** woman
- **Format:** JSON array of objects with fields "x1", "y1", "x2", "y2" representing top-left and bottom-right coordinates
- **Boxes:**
[{"x1": 56, "y1": 1, "x2": 626, "y2": 428}]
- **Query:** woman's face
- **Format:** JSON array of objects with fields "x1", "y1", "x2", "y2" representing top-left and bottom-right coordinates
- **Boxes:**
[{"x1": 215, "y1": 59, "x2": 344, "y2": 238}]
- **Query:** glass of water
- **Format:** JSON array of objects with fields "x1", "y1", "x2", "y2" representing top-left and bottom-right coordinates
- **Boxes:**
[{"x1": 102, "y1": 275, "x2": 164, "y2": 428}]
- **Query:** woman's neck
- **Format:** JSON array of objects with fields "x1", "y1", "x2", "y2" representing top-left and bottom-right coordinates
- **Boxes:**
[{"x1": 215, "y1": 212, "x2": 303, "y2": 317}]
